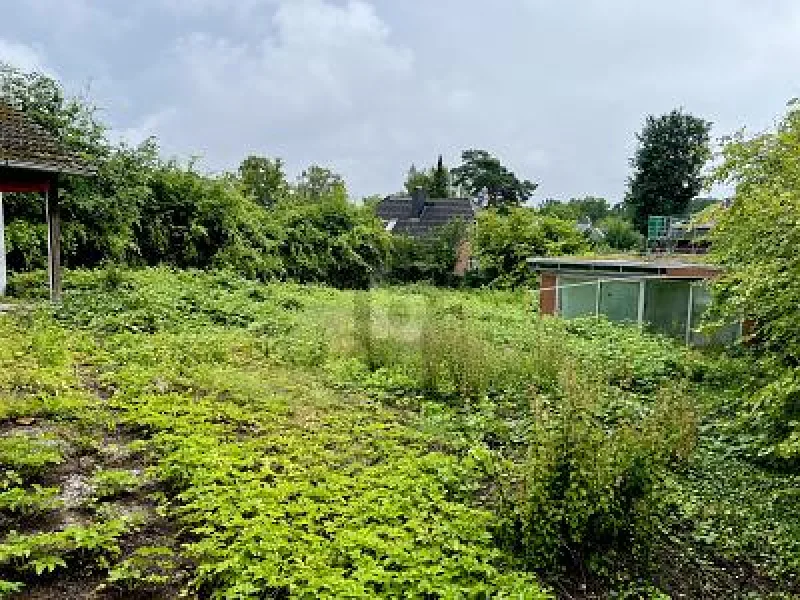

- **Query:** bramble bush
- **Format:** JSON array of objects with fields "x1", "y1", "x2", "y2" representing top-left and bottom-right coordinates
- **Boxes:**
[{"x1": 708, "y1": 100, "x2": 800, "y2": 466}]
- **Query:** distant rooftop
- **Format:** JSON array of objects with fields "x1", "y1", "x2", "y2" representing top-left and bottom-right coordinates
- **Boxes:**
[
  {"x1": 375, "y1": 193, "x2": 476, "y2": 237},
  {"x1": 0, "y1": 102, "x2": 94, "y2": 176}
]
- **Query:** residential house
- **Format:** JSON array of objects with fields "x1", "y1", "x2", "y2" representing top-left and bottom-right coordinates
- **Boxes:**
[{"x1": 375, "y1": 188, "x2": 478, "y2": 275}]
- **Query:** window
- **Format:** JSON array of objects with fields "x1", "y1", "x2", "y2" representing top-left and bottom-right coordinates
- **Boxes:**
[{"x1": 558, "y1": 276, "x2": 598, "y2": 318}]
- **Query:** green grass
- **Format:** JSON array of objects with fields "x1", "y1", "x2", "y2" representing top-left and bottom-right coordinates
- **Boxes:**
[{"x1": 0, "y1": 267, "x2": 797, "y2": 599}]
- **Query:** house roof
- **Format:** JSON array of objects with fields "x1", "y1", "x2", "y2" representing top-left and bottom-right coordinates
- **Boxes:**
[
  {"x1": 375, "y1": 195, "x2": 476, "y2": 237},
  {"x1": 0, "y1": 102, "x2": 95, "y2": 176},
  {"x1": 528, "y1": 256, "x2": 721, "y2": 279}
]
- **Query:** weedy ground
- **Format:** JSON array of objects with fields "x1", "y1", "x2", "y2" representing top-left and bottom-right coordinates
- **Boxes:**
[{"x1": 0, "y1": 268, "x2": 797, "y2": 599}]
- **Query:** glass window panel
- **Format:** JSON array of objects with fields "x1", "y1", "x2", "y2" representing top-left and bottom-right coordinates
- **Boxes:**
[
  {"x1": 558, "y1": 276, "x2": 597, "y2": 318},
  {"x1": 599, "y1": 279, "x2": 640, "y2": 323},
  {"x1": 643, "y1": 280, "x2": 690, "y2": 339}
]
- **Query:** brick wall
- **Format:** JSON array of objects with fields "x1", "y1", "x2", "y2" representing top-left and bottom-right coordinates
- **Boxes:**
[{"x1": 539, "y1": 273, "x2": 557, "y2": 315}]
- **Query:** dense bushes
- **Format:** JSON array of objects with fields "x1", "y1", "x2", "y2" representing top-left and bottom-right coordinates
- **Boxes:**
[
  {"x1": 472, "y1": 208, "x2": 588, "y2": 288},
  {"x1": 708, "y1": 101, "x2": 800, "y2": 465},
  {"x1": 1, "y1": 65, "x2": 390, "y2": 289},
  {"x1": 386, "y1": 220, "x2": 470, "y2": 286}
]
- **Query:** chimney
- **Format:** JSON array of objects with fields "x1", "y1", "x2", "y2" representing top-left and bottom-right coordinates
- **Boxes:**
[{"x1": 411, "y1": 187, "x2": 427, "y2": 218}]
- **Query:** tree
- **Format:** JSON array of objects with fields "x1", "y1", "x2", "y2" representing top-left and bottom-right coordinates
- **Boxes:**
[
  {"x1": 296, "y1": 165, "x2": 347, "y2": 202},
  {"x1": 709, "y1": 100, "x2": 800, "y2": 361},
  {"x1": 472, "y1": 208, "x2": 587, "y2": 288},
  {"x1": 272, "y1": 195, "x2": 390, "y2": 288},
  {"x1": 706, "y1": 100, "x2": 800, "y2": 465},
  {"x1": 404, "y1": 163, "x2": 433, "y2": 196},
  {"x1": 598, "y1": 216, "x2": 642, "y2": 251},
  {"x1": 387, "y1": 219, "x2": 469, "y2": 286},
  {"x1": 451, "y1": 149, "x2": 537, "y2": 208},
  {"x1": 625, "y1": 109, "x2": 712, "y2": 233},
  {"x1": 430, "y1": 155, "x2": 450, "y2": 198},
  {"x1": 237, "y1": 155, "x2": 289, "y2": 207},
  {"x1": 539, "y1": 197, "x2": 611, "y2": 223}
]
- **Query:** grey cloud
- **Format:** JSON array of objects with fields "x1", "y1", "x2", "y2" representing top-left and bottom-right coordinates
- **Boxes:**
[{"x1": 3, "y1": 0, "x2": 800, "y2": 200}]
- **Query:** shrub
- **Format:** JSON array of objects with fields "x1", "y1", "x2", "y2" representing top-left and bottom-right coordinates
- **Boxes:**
[
  {"x1": 496, "y1": 373, "x2": 697, "y2": 573},
  {"x1": 472, "y1": 208, "x2": 588, "y2": 288}
]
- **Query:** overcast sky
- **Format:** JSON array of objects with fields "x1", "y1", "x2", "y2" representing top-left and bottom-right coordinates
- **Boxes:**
[{"x1": 2, "y1": 0, "x2": 799, "y2": 201}]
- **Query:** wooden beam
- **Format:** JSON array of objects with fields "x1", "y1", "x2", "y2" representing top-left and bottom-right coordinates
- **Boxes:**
[
  {"x1": 0, "y1": 182, "x2": 51, "y2": 193},
  {"x1": 45, "y1": 179, "x2": 61, "y2": 302}
]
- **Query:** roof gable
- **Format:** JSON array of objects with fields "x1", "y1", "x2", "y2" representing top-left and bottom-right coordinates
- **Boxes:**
[
  {"x1": 375, "y1": 195, "x2": 476, "y2": 237},
  {"x1": 0, "y1": 102, "x2": 94, "y2": 175}
]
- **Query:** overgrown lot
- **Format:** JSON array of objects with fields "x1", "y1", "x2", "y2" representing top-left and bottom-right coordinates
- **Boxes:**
[{"x1": 0, "y1": 268, "x2": 798, "y2": 599}]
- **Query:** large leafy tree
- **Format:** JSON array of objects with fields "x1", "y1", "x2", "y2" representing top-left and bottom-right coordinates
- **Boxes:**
[
  {"x1": 710, "y1": 101, "x2": 800, "y2": 361},
  {"x1": 237, "y1": 155, "x2": 289, "y2": 207},
  {"x1": 539, "y1": 197, "x2": 611, "y2": 223},
  {"x1": 625, "y1": 109, "x2": 712, "y2": 233},
  {"x1": 451, "y1": 149, "x2": 537, "y2": 208},
  {"x1": 296, "y1": 165, "x2": 347, "y2": 202},
  {"x1": 707, "y1": 100, "x2": 800, "y2": 464}
]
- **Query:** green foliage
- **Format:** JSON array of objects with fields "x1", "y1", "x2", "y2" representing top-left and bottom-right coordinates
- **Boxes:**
[
  {"x1": 403, "y1": 163, "x2": 433, "y2": 196},
  {"x1": 295, "y1": 164, "x2": 348, "y2": 202},
  {"x1": 0, "y1": 62, "x2": 107, "y2": 158},
  {"x1": 452, "y1": 149, "x2": 537, "y2": 208},
  {"x1": 538, "y1": 196, "x2": 612, "y2": 223},
  {"x1": 237, "y1": 155, "x2": 290, "y2": 207},
  {"x1": 498, "y1": 380, "x2": 696, "y2": 571},
  {"x1": 431, "y1": 155, "x2": 450, "y2": 198},
  {"x1": 708, "y1": 100, "x2": 800, "y2": 464},
  {"x1": 0, "y1": 580, "x2": 24, "y2": 598},
  {"x1": 387, "y1": 219, "x2": 470, "y2": 286},
  {"x1": 403, "y1": 156, "x2": 451, "y2": 198},
  {"x1": 1, "y1": 64, "x2": 388, "y2": 289},
  {"x1": 90, "y1": 469, "x2": 142, "y2": 500},
  {"x1": 0, "y1": 485, "x2": 60, "y2": 515},
  {"x1": 0, "y1": 519, "x2": 130, "y2": 577},
  {"x1": 598, "y1": 216, "x2": 643, "y2": 251},
  {"x1": 2, "y1": 267, "x2": 799, "y2": 596},
  {"x1": 0, "y1": 435, "x2": 63, "y2": 479},
  {"x1": 626, "y1": 109, "x2": 712, "y2": 232},
  {"x1": 271, "y1": 196, "x2": 391, "y2": 288},
  {"x1": 472, "y1": 208, "x2": 588, "y2": 288},
  {"x1": 105, "y1": 546, "x2": 178, "y2": 592}
]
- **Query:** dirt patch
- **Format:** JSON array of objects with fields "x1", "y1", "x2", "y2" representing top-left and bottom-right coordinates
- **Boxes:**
[{"x1": 13, "y1": 573, "x2": 108, "y2": 600}]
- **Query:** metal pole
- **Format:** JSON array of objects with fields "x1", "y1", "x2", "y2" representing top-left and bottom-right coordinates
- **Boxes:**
[
  {"x1": 45, "y1": 188, "x2": 52, "y2": 297},
  {"x1": 45, "y1": 182, "x2": 62, "y2": 302},
  {"x1": 637, "y1": 279, "x2": 646, "y2": 329},
  {"x1": 555, "y1": 275, "x2": 560, "y2": 315},
  {"x1": 685, "y1": 283, "x2": 694, "y2": 346},
  {"x1": 595, "y1": 280, "x2": 601, "y2": 317},
  {"x1": 0, "y1": 192, "x2": 5, "y2": 297}
]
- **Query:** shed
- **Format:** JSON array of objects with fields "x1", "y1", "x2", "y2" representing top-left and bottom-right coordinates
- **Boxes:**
[
  {"x1": 0, "y1": 102, "x2": 95, "y2": 301},
  {"x1": 529, "y1": 256, "x2": 740, "y2": 346}
]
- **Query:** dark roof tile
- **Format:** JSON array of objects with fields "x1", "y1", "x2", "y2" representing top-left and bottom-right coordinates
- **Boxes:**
[
  {"x1": 0, "y1": 102, "x2": 94, "y2": 175},
  {"x1": 376, "y1": 195, "x2": 476, "y2": 237}
]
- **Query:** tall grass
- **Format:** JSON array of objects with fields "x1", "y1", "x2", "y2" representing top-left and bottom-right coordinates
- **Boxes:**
[{"x1": 346, "y1": 289, "x2": 698, "y2": 575}]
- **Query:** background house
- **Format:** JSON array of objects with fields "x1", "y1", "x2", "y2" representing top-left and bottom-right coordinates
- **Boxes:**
[{"x1": 375, "y1": 188, "x2": 478, "y2": 275}]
